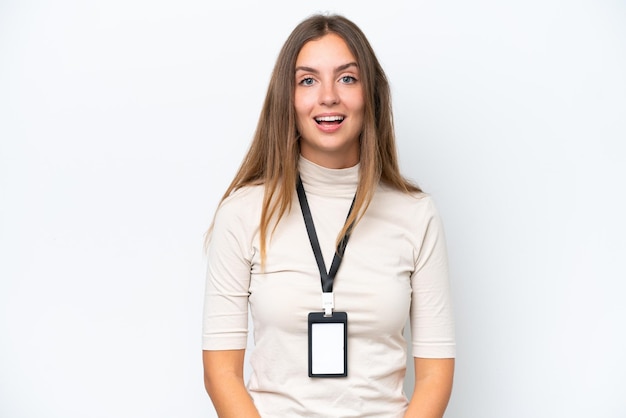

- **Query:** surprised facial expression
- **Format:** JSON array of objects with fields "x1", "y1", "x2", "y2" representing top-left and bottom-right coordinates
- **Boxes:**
[{"x1": 294, "y1": 33, "x2": 365, "y2": 169}]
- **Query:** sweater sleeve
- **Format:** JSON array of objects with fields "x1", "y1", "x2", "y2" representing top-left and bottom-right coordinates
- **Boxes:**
[
  {"x1": 410, "y1": 197, "x2": 456, "y2": 358},
  {"x1": 202, "y1": 193, "x2": 255, "y2": 350}
]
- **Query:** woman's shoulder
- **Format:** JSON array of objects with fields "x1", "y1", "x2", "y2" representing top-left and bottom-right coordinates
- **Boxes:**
[
  {"x1": 377, "y1": 183, "x2": 438, "y2": 213},
  {"x1": 214, "y1": 184, "x2": 265, "y2": 222},
  {"x1": 371, "y1": 184, "x2": 443, "y2": 234},
  {"x1": 221, "y1": 183, "x2": 265, "y2": 206},
  {"x1": 371, "y1": 185, "x2": 445, "y2": 246}
]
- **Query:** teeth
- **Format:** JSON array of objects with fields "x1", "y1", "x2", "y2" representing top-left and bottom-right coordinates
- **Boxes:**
[{"x1": 315, "y1": 115, "x2": 344, "y2": 122}]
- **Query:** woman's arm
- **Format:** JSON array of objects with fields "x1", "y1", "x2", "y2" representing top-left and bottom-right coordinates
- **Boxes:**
[
  {"x1": 203, "y1": 349, "x2": 261, "y2": 418},
  {"x1": 403, "y1": 357, "x2": 455, "y2": 418}
]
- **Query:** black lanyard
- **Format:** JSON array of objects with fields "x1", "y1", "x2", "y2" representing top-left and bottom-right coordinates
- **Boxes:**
[{"x1": 296, "y1": 175, "x2": 356, "y2": 296}]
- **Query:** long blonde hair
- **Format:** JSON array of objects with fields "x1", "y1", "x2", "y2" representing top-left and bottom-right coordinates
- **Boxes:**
[{"x1": 209, "y1": 14, "x2": 421, "y2": 262}]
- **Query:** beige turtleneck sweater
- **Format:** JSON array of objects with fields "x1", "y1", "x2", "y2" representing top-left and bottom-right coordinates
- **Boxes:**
[{"x1": 203, "y1": 157, "x2": 455, "y2": 417}]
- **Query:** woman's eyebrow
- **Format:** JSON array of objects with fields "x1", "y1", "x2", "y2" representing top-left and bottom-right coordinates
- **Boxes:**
[
  {"x1": 335, "y1": 62, "x2": 358, "y2": 72},
  {"x1": 295, "y1": 62, "x2": 359, "y2": 74},
  {"x1": 294, "y1": 65, "x2": 318, "y2": 74}
]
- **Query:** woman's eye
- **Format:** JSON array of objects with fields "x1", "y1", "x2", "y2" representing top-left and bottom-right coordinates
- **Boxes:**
[
  {"x1": 340, "y1": 76, "x2": 357, "y2": 84},
  {"x1": 299, "y1": 77, "x2": 315, "y2": 86}
]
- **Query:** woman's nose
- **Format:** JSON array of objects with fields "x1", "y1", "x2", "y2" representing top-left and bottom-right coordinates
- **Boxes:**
[{"x1": 318, "y1": 82, "x2": 339, "y2": 106}]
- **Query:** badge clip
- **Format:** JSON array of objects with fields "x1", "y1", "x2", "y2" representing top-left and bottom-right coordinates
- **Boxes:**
[{"x1": 322, "y1": 292, "x2": 334, "y2": 317}]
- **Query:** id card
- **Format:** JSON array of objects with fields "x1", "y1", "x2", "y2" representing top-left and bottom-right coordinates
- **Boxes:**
[{"x1": 308, "y1": 311, "x2": 348, "y2": 378}]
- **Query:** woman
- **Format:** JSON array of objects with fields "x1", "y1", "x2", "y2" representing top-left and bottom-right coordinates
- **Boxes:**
[{"x1": 202, "y1": 14, "x2": 455, "y2": 418}]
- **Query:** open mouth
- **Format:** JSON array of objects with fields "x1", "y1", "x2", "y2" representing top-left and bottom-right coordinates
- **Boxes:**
[{"x1": 315, "y1": 115, "x2": 344, "y2": 125}]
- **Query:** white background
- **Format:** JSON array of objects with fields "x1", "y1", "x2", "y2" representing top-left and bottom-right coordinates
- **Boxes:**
[{"x1": 1, "y1": 0, "x2": 625, "y2": 417}]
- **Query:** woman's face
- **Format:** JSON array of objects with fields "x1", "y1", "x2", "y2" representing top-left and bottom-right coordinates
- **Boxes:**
[{"x1": 294, "y1": 33, "x2": 364, "y2": 169}]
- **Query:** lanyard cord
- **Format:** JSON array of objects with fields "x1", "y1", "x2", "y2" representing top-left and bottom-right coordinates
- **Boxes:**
[{"x1": 296, "y1": 175, "x2": 356, "y2": 293}]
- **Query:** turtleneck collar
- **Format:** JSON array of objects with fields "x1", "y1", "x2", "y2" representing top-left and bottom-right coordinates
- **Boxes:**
[{"x1": 298, "y1": 156, "x2": 359, "y2": 197}]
